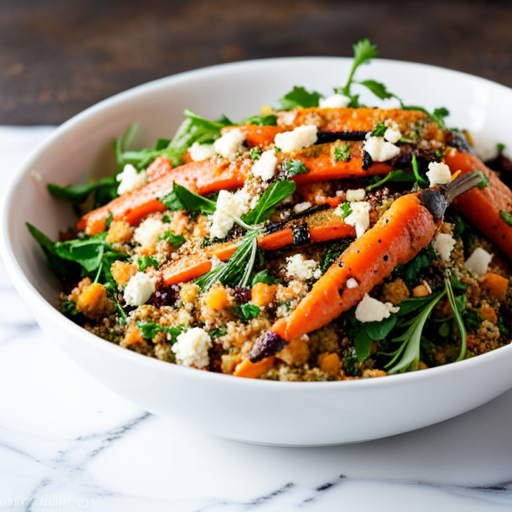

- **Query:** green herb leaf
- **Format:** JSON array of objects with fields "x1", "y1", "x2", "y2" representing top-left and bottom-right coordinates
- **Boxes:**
[
  {"x1": 366, "y1": 170, "x2": 416, "y2": 191},
  {"x1": 210, "y1": 327, "x2": 227, "y2": 338},
  {"x1": 355, "y1": 329, "x2": 373, "y2": 362},
  {"x1": 48, "y1": 177, "x2": 118, "y2": 208},
  {"x1": 251, "y1": 270, "x2": 278, "y2": 286},
  {"x1": 321, "y1": 247, "x2": 343, "y2": 273},
  {"x1": 137, "y1": 322, "x2": 184, "y2": 343},
  {"x1": 54, "y1": 233, "x2": 109, "y2": 273},
  {"x1": 160, "y1": 183, "x2": 217, "y2": 215},
  {"x1": 364, "y1": 314, "x2": 398, "y2": 340},
  {"x1": 242, "y1": 114, "x2": 278, "y2": 126},
  {"x1": 338, "y1": 202, "x2": 353, "y2": 220},
  {"x1": 137, "y1": 256, "x2": 159, "y2": 271},
  {"x1": 334, "y1": 143, "x2": 351, "y2": 162},
  {"x1": 277, "y1": 86, "x2": 322, "y2": 111},
  {"x1": 159, "y1": 231, "x2": 186, "y2": 248},
  {"x1": 250, "y1": 147, "x2": 262, "y2": 160},
  {"x1": 242, "y1": 180, "x2": 296, "y2": 225},
  {"x1": 471, "y1": 170, "x2": 489, "y2": 190},
  {"x1": 235, "y1": 303, "x2": 261, "y2": 322},
  {"x1": 445, "y1": 274, "x2": 467, "y2": 362},
  {"x1": 497, "y1": 143, "x2": 506, "y2": 153},
  {"x1": 371, "y1": 123, "x2": 387, "y2": 137},
  {"x1": 284, "y1": 159, "x2": 309, "y2": 177},
  {"x1": 357, "y1": 79, "x2": 396, "y2": 100},
  {"x1": 412, "y1": 154, "x2": 429, "y2": 189}
]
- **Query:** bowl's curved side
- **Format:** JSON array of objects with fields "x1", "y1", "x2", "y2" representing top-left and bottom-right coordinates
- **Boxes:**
[{"x1": 3, "y1": 57, "x2": 512, "y2": 445}]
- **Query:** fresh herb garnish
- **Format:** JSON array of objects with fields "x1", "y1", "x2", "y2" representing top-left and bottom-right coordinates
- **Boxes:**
[
  {"x1": 242, "y1": 114, "x2": 278, "y2": 126},
  {"x1": 371, "y1": 123, "x2": 387, "y2": 137},
  {"x1": 277, "y1": 86, "x2": 322, "y2": 111},
  {"x1": 412, "y1": 155, "x2": 429, "y2": 189},
  {"x1": 445, "y1": 274, "x2": 467, "y2": 362},
  {"x1": 235, "y1": 303, "x2": 261, "y2": 322},
  {"x1": 210, "y1": 327, "x2": 228, "y2": 338},
  {"x1": 497, "y1": 142, "x2": 506, "y2": 153},
  {"x1": 321, "y1": 247, "x2": 343, "y2": 273},
  {"x1": 334, "y1": 143, "x2": 351, "y2": 162},
  {"x1": 500, "y1": 211, "x2": 512, "y2": 226},
  {"x1": 338, "y1": 202, "x2": 353, "y2": 220},
  {"x1": 159, "y1": 231, "x2": 186, "y2": 248},
  {"x1": 366, "y1": 170, "x2": 416, "y2": 191},
  {"x1": 137, "y1": 322, "x2": 184, "y2": 342},
  {"x1": 249, "y1": 147, "x2": 262, "y2": 160},
  {"x1": 251, "y1": 270, "x2": 278, "y2": 286},
  {"x1": 47, "y1": 177, "x2": 118, "y2": 208},
  {"x1": 137, "y1": 256, "x2": 159, "y2": 271},
  {"x1": 160, "y1": 183, "x2": 217, "y2": 215},
  {"x1": 354, "y1": 329, "x2": 373, "y2": 362},
  {"x1": 284, "y1": 159, "x2": 309, "y2": 177},
  {"x1": 474, "y1": 170, "x2": 489, "y2": 189}
]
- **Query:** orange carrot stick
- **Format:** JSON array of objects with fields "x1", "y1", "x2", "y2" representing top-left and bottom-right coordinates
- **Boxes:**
[
  {"x1": 444, "y1": 148, "x2": 512, "y2": 260},
  {"x1": 233, "y1": 356, "x2": 275, "y2": 378},
  {"x1": 222, "y1": 125, "x2": 284, "y2": 147}
]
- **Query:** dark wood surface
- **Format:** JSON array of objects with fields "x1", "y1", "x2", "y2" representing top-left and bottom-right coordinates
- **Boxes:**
[{"x1": 2, "y1": 0, "x2": 512, "y2": 125}]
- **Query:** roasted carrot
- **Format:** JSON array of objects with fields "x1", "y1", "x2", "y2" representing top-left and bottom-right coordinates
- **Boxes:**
[
  {"x1": 78, "y1": 141, "x2": 390, "y2": 234},
  {"x1": 233, "y1": 356, "x2": 275, "y2": 378},
  {"x1": 161, "y1": 209, "x2": 355, "y2": 285},
  {"x1": 146, "y1": 156, "x2": 172, "y2": 181},
  {"x1": 249, "y1": 172, "x2": 485, "y2": 359},
  {"x1": 222, "y1": 124, "x2": 284, "y2": 147},
  {"x1": 444, "y1": 148, "x2": 512, "y2": 260}
]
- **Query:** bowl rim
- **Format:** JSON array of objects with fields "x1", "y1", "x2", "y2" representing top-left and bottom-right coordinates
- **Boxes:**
[{"x1": 2, "y1": 55, "x2": 512, "y2": 391}]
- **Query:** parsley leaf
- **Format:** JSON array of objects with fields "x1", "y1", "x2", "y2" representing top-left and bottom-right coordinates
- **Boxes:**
[
  {"x1": 137, "y1": 256, "x2": 159, "y2": 271},
  {"x1": 284, "y1": 159, "x2": 309, "y2": 177},
  {"x1": 334, "y1": 143, "x2": 351, "y2": 162},
  {"x1": 160, "y1": 183, "x2": 217, "y2": 215},
  {"x1": 371, "y1": 123, "x2": 387, "y2": 137},
  {"x1": 500, "y1": 210, "x2": 512, "y2": 226},
  {"x1": 357, "y1": 79, "x2": 396, "y2": 100},
  {"x1": 250, "y1": 147, "x2": 262, "y2": 160},
  {"x1": 137, "y1": 322, "x2": 184, "y2": 343},
  {"x1": 242, "y1": 114, "x2": 278, "y2": 126},
  {"x1": 235, "y1": 303, "x2": 261, "y2": 322},
  {"x1": 277, "y1": 86, "x2": 322, "y2": 111},
  {"x1": 338, "y1": 202, "x2": 353, "y2": 220},
  {"x1": 159, "y1": 231, "x2": 186, "y2": 248},
  {"x1": 474, "y1": 170, "x2": 489, "y2": 189},
  {"x1": 251, "y1": 270, "x2": 277, "y2": 286}
]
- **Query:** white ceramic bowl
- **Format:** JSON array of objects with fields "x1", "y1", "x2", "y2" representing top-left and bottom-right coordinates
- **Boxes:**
[{"x1": 2, "y1": 57, "x2": 512, "y2": 446}]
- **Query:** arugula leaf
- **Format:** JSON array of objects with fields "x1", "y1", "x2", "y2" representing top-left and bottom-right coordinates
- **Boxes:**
[
  {"x1": 251, "y1": 270, "x2": 278, "y2": 286},
  {"x1": 397, "y1": 246, "x2": 436, "y2": 284},
  {"x1": 159, "y1": 231, "x2": 186, "y2": 248},
  {"x1": 364, "y1": 314, "x2": 398, "y2": 341},
  {"x1": 54, "y1": 233, "x2": 109, "y2": 273},
  {"x1": 137, "y1": 322, "x2": 183, "y2": 343},
  {"x1": 242, "y1": 180, "x2": 296, "y2": 225},
  {"x1": 366, "y1": 170, "x2": 415, "y2": 191},
  {"x1": 445, "y1": 275, "x2": 467, "y2": 362},
  {"x1": 160, "y1": 183, "x2": 217, "y2": 215},
  {"x1": 48, "y1": 177, "x2": 118, "y2": 208},
  {"x1": 277, "y1": 86, "x2": 322, "y2": 111},
  {"x1": 138, "y1": 256, "x2": 159, "y2": 271},
  {"x1": 242, "y1": 114, "x2": 278, "y2": 126},
  {"x1": 401, "y1": 104, "x2": 449, "y2": 130},
  {"x1": 333, "y1": 143, "x2": 351, "y2": 162},
  {"x1": 338, "y1": 39, "x2": 379, "y2": 104},
  {"x1": 338, "y1": 202, "x2": 353, "y2": 220},
  {"x1": 284, "y1": 159, "x2": 309, "y2": 177},
  {"x1": 412, "y1": 155, "x2": 429, "y2": 189},
  {"x1": 235, "y1": 303, "x2": 261, "y2": 322},
  {"x1": 371, "y1": 123, "x2": 387, "y2": 137},
  {"x1": 386, "y1": 289, "x2": 446, "y2": 374},
  {"x1": 355, "y1": 329, "x2": 373, "y2": 362}
]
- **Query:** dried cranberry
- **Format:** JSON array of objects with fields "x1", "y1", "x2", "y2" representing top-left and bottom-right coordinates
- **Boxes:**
[
  {"x1": 149, "y1": 285, "x2": 179, "y2": 306},
  {"x1": 232, "y1": 286, "x2": 252, "y2": 303}
]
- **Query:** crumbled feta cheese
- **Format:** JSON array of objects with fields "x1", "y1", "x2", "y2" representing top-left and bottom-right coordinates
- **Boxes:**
[
  {"x1": 251, "y1": 149, "x2": 278, "y2": 181},
  {"x1": 343, "y1": 201, "x2": 371, "y2": 238},
  {"x1": 464, "y1": 247, "x2": 493, "y2": 277},
  {"x1": 116, "y1": 164, "x2": 148, "y2": 195},
  {"x1": 293, "y1": 202, "x2": 312, "y2": 213},
  {"x1": 384, "y1": 126, "x2": 402, "y2": 144},
  {"x1": 210, "y1": 255, "x2": 222, "y2": 271},
  {"x1": 134, "y1": 217, "x2": 166, "y2": 248},
  {"x1": 274, "y1": 125, "x2": 318, "y2": 153},
  {"x1": 434, "y1": 232, "x2": 456, "y2": 261},
  {"x1": 210, "y1": 189, "x2": 252, "y2": 239},
  {"x1": 346, "y1": 278, "x2": 358, "y2": 289},
  {"x1": 286, "y1": 254, "x2": 319, "y2": 280},
  {"x1": 319, "y1": 93, "x2": 351, "y2": 108},
  {"x1": 189, "y1": 142, "x2": 215, "y2": 162},
  {"x1": 346, "y1": 189, "x2": 366, "y2": 202},
  {"x1": 355, "y1": 294, "x2": 400, "y2": 323},
  {"x1": 124, "y1": 272, "x2": 156, "y2": 306},
  {"x1": 426, "y1": 162, "x2": 451, "y2": 187},
  {"x1": 213, "y1": 128, "x2": 246, "y2": 160},
  {"x1": 172, "y1": 327, "x2": 212, "y2": 368},
  {"x1": 364, "y1": 136, "x2": 401, "y2": 162}
]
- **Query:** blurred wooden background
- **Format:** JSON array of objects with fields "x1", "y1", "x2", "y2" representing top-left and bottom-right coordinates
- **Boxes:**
[{"x1": 2, "y1": 0, "x2": 512, "y2": 125}]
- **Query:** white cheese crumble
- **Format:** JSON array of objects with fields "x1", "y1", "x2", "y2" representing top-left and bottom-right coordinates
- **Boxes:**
[
  {"x1": 343, "y1": 201, "x2": 370, "y2": 238},
  {"x1": 189, "y1": 142, "x2": 215, "y2": 162},
  {"x1": 426, "y1": 162, "x2": 451, "y2": 187},
  {"x1": 116, "y1": 164, "x2": 148, "y2": 196},
  {"x1": 124, "y1": 272, "x2": 156, "y2": 306},
  {"x1": 133, "y1": 217, "x2": 166, "y2": 248},
  {"x1": 364, "y1": 136, "x2": 401, "y2": 162},
  {"x1": 251, "y1": 149, "x2": 278, "y2": 181},
  {"x1": 293, "y1": 201, "x2": 312, "y2": 213},
  {"x1": 213, "y1": 128, "x2": 246, "y2": 160},
  {"x1": 172, "y1": 327, "x2": 212, "y2": 368},
  {"x1": 346, "y1": 189, "x2": 366, "y2": 202},
  {"x1": 274, "y1": 125, "x2": 318, "y2": 153},
  {"x1": 384, "y1": 126, "x2": 402, "y2": 144},
  {"x1": 355, "y1": 294, "x2": 400, "y2": 323},
  {"x1": 319, "y1": 93, "x2": 351, "y2": 108},
  {"x1": 346, "y1": 278, "x2": 358, "y2": 289},
  {"x1": 464, "y1": 247, "x2": 493, "y2": 277},
  {"x1": 434, "y1": 232, "x2": 456, "y2": 261},
  {"x1": 286, "y1": 254, "x2": 321, "y2": 280},
  {"x1": 210, "y1": 255, "x2": 223, "y2": 271},
  {"x1": 210, "y1": 189, "x2": 252, "y2": 239}
]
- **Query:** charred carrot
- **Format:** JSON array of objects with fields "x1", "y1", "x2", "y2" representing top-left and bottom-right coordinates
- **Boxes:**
[
  {"x1": 249, "y1": 172, "x2": 485, "y2": 360},
  {"x1": 222, "y1": 124, "x2": 284, "y2": 147},
  {"x1": 162, "y1": 209, "x2": 356, "y2": 285},
  {"x1": 233, "y1": 356, "x2": 275, "y2": 378},
  {"x1": 444, "y1": 148, "x2": 512, "y2": 260}
]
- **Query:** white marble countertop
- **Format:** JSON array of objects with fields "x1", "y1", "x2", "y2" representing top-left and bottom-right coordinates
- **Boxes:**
[{"x1": 2, "y1": 127, "x2": 512, "y2": 512}]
